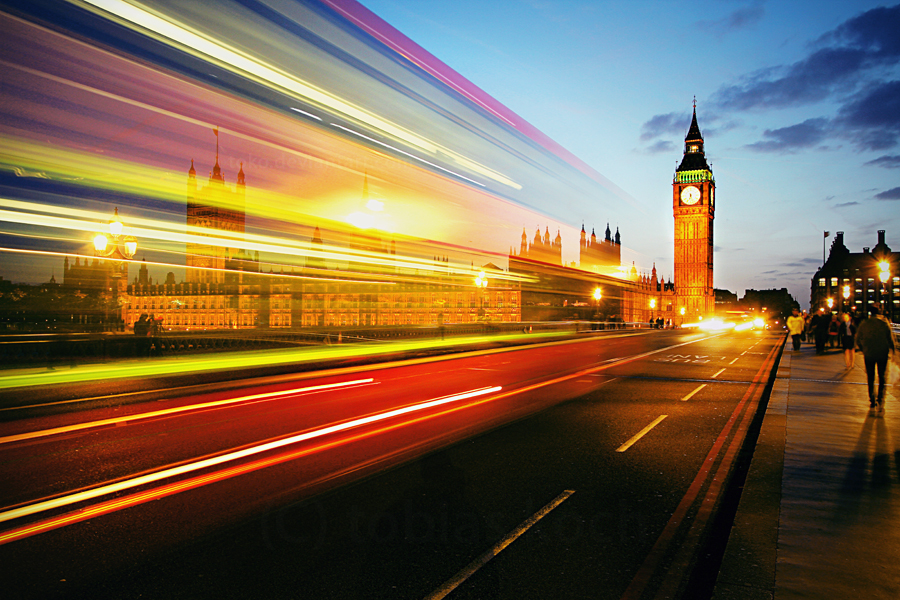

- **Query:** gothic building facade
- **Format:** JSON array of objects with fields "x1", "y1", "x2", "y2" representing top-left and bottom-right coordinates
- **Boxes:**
[
  {"x1": 811, "y1": 230, "x2": 898, "y2": 322},
  {"x1": 511, "y1": 226, "x2": 563, "y2": 266},
  {"x1": 114, "y1": 139, "x2": 520, "y2": 331},
  {"x1": 672, "y1": 102, "x2": 716, "y2": 319},
  {"x1": 185, "y1": 130, "x2": 246, "y2": 285},
  {"x1": 579, "y1": 223, "x2": 621, "y2": 274}
]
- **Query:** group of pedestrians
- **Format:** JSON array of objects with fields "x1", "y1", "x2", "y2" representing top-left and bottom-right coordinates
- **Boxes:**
[
  {"x1": 132, "y1": 313, "x2": 161, "y2": 356},
  {"x1": 788, "y1": 304, "x2": 896, "y2": 416}
]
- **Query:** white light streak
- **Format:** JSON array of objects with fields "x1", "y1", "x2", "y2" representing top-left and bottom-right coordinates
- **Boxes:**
[
  {"x1": 289, "y1": 106, "x2": 322, "y2": 120},
  {"x1": 332, "y1": 124, "x2": 485, "y2": 187},
  {"x1": 0, "y1": 385, "x2": 501, "y2": 526}
]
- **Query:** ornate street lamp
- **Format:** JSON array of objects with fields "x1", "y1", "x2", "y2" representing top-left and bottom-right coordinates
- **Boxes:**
[
  {"x1": 94, "y1": 208, "x2": 138, "y2": 262},
  {"x1": 475, "y1": 270, "x2": 488, "y2": 321},
  {"x1": 93, "y1": 208, "x2": 137, "y2": 331}
]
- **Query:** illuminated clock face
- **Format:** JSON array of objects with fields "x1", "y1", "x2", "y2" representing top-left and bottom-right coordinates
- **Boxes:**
[{"x1": 681, "y1": 186, "x2": 701, "y2": 205}]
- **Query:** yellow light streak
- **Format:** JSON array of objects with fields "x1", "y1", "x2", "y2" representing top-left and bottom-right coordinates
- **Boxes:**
[{"x1": 0, "y1": 199, "x2": 534, "y2": 282}]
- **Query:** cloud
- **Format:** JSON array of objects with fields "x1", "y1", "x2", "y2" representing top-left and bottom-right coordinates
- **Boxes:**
[
  {"x1": 697, "y1": 4, "x2": 765, "y2": 31},
  {"x1": 704, "y1": 119, "x2": 743, "y2": 138},
  {"x1": 711, "y1": 4, "x2": 900, "y2": 151},
  {"x1": 819, "y1": 3, "x2": 900, "y2": 59},
  {"x1": 836, "y1": 80, "x2": 900, "y2": 150},
  {"x1": 783, "y1": 258, "x2": 823, "y2": 267},
  {"x1": 745, "y1": 118, "x2": 829, "y2": 152},
  {"x1": 639, "y1": 112, "x2": 688, "y2": 141},
  {"x1": 835, "y1": 201, "x2": 860, "y2": 207},
  {"x1": 713, "y1": 47, "x2": 867, "y2": 111},
  {"x1": 875, "y1": 186, "x2": 900, "y2": 200},
  {"x1": 644, "y1": 140, "x2": 676, "y2": 154},
  {"x1": 864, "y1": 155, "x2": 900, "y2": 168}
]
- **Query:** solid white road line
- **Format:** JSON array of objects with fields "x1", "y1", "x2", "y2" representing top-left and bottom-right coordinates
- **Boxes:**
[
  {"x1": 0, "y1": 379, "x2": 376, "y2": 446},
  {"x1": 616, "y1": 415, "x2": 668, "y2": 453},
  {"x1": 681, "y1": 384, "x2": 707, "y2": 402},
  {"x1": 424, "y1": 490, "x2": 575, "y2": 600}
]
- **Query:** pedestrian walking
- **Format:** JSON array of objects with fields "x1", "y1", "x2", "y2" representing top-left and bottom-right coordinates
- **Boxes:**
[
  {"x1": 855, "y1": 304, "x2": 895, "y2": 416},
  {"x1": 812, "y1": 310, "x2": 830, "y2": 354},
  {"x1": 787, "y1": 308, "x2": 805, "y2": 351},
  {"x1": 828, "y1": 314, "x2": 840, "y2": 349},
  {"x1": 840, "y1": 312, "x2": 856, "y2": 369}
]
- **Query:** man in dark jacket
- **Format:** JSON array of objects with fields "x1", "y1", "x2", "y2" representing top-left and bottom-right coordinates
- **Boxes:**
[
  {"x1": 856, "y1": 305, "x2": 895, "y2": 415},
  {"x1": 811, "y1": 310, "x2": 830, "y2": 354}
]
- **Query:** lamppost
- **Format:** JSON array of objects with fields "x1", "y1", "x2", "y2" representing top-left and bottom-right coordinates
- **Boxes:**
[
  {"x1": 649, "y1": 298, "x2": 657, "y2": 328},
  {"x1": 826, "y1": 297, "x2": 834, "y2": 313},
  {"x1": 842, "y1": 284, "x2": 850, "y2": 313},
  {"x1": 878, "y1": 260, "x2": 891, "y2": 321},
  {"x1": 93, "y1": 208, "x2": 137, "y2": 331},
  {"x1": 475, "y1": 270, "x2": 488, "y2": 321},
  {"x1": 593, "y1": 287, "x2": 602, "y2": 321}
]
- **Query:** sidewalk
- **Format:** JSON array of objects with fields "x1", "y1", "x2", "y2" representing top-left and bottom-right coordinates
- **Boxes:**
[{"x1": 713, "y1": 341, "x2": 900, "y2": 599}]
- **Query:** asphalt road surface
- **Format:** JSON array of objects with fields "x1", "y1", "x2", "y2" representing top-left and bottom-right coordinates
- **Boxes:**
[{"x1": 0, "y1": 327, "x2": 783, "y2": 599}]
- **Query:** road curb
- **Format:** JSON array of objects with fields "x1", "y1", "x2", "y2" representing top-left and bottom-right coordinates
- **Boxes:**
[{"x1": 711, "y1": 345, "x2": 790, "y2": 599}]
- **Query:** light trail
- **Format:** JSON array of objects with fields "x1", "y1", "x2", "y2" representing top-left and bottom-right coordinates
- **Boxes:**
[
  {"x1": 0, "y1": 378, "x2": 376, "y2": 446},
  {"x1": 0, "y1": 334, "x2": 728, "y2": 544},
  {"x1": 71, "y1": 0, "x2": 519, "y2": 190},
  {"x1": 0, "y1": 197, "x2": 534, "y2": 283},
  {"x1": 0, "y1": 384, "x2": 502, "y2": 539},
  {"x1": 332, "y1": 124, "x2": 485, "y2": 187}
]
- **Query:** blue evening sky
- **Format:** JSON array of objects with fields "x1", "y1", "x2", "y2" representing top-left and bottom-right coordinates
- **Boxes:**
[{"x1": 358, "y1": 0, "x2": 900, "y2": 308}]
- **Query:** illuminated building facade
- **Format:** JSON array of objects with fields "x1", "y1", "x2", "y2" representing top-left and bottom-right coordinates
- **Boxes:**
[
  {"x1": 811, "y1": 230, "x2": 899, "y2": 322},
  {"x1": 62, "y1": 255, "x2": 123, "y2": 295},
  {"x1": 185, "y1": 131, "x2": 246, "y2": 285},
  {"x1": 511, "y1": 226, "x2": 563, "y2": 266},
  {"x1": 114, "y1": 141, "x2": 521, "y2": 331},
  {"x1": 672, "y1": 102, "x2": 715, "y2": 320},
  {"x1": 579, "y1": 223, "x2": 621, "y2": 274}
]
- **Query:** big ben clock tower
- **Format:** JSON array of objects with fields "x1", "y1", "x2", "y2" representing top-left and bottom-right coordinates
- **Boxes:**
[{"x1": 673, "y1": 100, "x2": 715, "y2": 320}]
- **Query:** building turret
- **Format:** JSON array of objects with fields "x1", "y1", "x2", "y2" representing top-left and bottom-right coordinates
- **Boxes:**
[
  {"x1": 211, "y1": 127, "x2": 224, "y2": 183},
  {"x1": 187, "y1": 159, "x2": 197, "y2": 203},
  {"x1": 676, "y1": 103, "x2": 711, "y2": 173}
]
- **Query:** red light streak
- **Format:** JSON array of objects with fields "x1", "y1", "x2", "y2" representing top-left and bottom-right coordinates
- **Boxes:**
[{"x1": 0, "y1": 385, "x2": 501, "y2": 544}]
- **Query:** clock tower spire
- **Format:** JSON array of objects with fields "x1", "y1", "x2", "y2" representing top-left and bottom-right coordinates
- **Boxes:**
[{"x1": 673, "y1": 101, "x2": 715, "y2": 321}]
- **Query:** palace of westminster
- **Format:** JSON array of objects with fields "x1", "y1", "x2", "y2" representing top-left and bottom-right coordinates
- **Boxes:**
[{"x1": 60, "y1": 108, "x2": 722, "y2": 331}]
